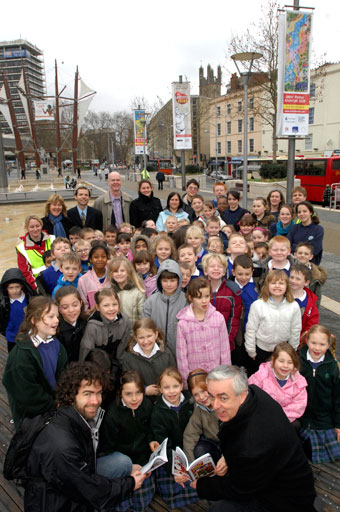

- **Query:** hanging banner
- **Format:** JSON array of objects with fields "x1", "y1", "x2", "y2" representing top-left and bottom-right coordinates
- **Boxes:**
[
  {"x1": 33, "y1": 100, "x2": 55, "y2": 121},
  {"x1": 172, "y1": 82, "x2": 192, "y2": 150},
  {"x1": 134, "y1": 109, "x2": 147, "y2": 155},
  {"x1": 277, "y1": 10, "x2": 313, "y2": 137}
]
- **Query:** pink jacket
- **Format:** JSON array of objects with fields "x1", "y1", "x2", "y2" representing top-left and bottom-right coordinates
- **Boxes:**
[
  {"x1": 143, "y1": 273, "x2": 157, "y2": 298},
  {"x1": 176, "y1": 303, "x2": 231, "y2": 387},
  {"x1": 248, "y1": 362, "x2": 308, "y2": 422},
  {"x1": 77, "y1": 269, "x2": 111, "y2": 311}
]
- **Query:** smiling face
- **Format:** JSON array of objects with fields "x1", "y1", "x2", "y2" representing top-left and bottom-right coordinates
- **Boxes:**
[
  {"x1": 206, "y1": 222, "x2": 220, "y2": 237},
  {"x1": 121, "y1": 381, "x2": 143, "y2": 410},
  {"x1": 191, "y1": 384, "x2": 212, "y2": 408},
  {"x1": 135, "y1": 239, "x2": 148, "y2": 252},
  {"x1": 108, "y1": 172, "x2": 122, "y2": 196},
  {"x1": 90, "y1": 248, "x2": 108, "y2": 274},
  {"x1": 160, "y1": 375, "x2": 183, "y2": 406},
  {"x1": 156, "y1": 241, "x2": 172, "y2": 262},
  {"x1": 139, "y1": 182, "x2": 152, "y2": 196},
  {"x1": 96, "y1": 295, "x2": 120, "y2": 321},
  {"x1": 58, "y1": 294, "x2": 82, "y2": 324},
  {"x1": 268, "y1": 278, "x2": 287, "y2": 300},
  {"x1": 74, "y1": 380, "x2": 102, "y2": 420},
  {"x1": 191, "y1": 198, "x2": 204, "y2": 214},
  {"x1": 217, "y1": 197, "x2": 228, "y2": 213},
  {"x1": 227, "y1": 194, "x2": 239, "y2": 211},
  {"x1": 186, "y1": 234, "x2": 204, "y2": 250},
  {"x1": 27, "y1": 218, "x2": 43, "y2": 241},
  {"x1": 294, "y1": 245, "x2": 313, "y2": 265},
  {"x1": 297, "y1": 205, "x2": 313, "y2": 226},
  {"x1": 208, "y1": 378, "x2": 247, "y2": 422},
  {"x1": 214, "y1": 185, "x2": 226, "y2": 199},
  {"x1": 112, "y1": 263, "x2": 128, "y2": 288},
  {"x1": 165, "y1": 217, "x2": 178, "y2": 233},
  {"x1": 186, "y1": 183, "x2": 199, "y2": 199},
  {"x1": 269, "y1": 242, "x2": 290, "y2": 264},
  {"x1": 75, "y1": 188, "x2": 90, "y2": 208},
  {"x1": 273, "y1": 351, "x2": 295, "y2": 379},
  {"x1": 135, "y1": 327, "x2": 157, "y2": 356},
  {"x1": 135, "y1": 260, "x2": 150, "y2": 275},
  {"x1": 49, "y1": 201, "x2": 63, "y2": 217},
  {"x1": 252, "y1": 230, "x2": 267, "y2": 243},
  {"x1": 279, "y1": 207, "x2": 293, "y2": 226},
  {"x1": 60, "y1": 262, "x2": 81, "y2": 282},
  {"x1": 292, "y1": 190, "x2": 306, "y2": 205},
  {"x1": 178, "y1": 247, "x2": 197, "y2": 268},
  {"x1": 269, "y1": 191, "x2": 281, "y2": 208},
  {"x1": 307, "y1": 331, "x2": 329, "y2": 361},
  {"x1": 34, "y1": 304, "x2": 59, "y2": 340},
  {"x1": 169, "y1": 194, "x2": 180, "y2": 211},
  {"x1": 227, "y1": 236, "x2": 248, "y2": 257},
  {"x1": 289, "y1": 270, "x2": 308, "y2": 292},
  {"x1": 205, "y1": 258, "x2": 225, "y2": 282},
  {"x1": 232, "y1": 265, "x2": 253, "y2": 286},
  {"x1": 160, "y1": 276, "x2": 178, "y2": 296},
  {"x1": 203, "y1": 206, "x2": 215, "y2": 219}
]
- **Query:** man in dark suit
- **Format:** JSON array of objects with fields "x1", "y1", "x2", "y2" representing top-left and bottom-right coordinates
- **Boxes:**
[{"x1": 67, "y1": 186, "x2": 103, "y2": 231}]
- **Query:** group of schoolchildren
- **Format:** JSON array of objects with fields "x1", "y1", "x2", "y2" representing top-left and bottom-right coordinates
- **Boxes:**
[{"x1": 1, "y1": 182, "x2": 339, "y2": 511}]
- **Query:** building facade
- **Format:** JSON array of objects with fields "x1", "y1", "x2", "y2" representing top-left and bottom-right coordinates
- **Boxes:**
[{"x1": 0, "y1": 39, "x2": 46, "y2": 134}]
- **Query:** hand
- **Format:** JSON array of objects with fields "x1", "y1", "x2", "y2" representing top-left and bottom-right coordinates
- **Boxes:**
[
  {"x1": 149, "y1": 441, "x2": 160, "y2": 452},
  {"x1": 190, "y1": 479, "x2": 197, "y2": 490},
  {"x1": 145, "y1": 384, "x2": 160, "y2": 396},
  {"x1": 335, "y1": 428, "x2": 340, "y2": 442},
  {"x1": 131, "y1": 468, "x2": 147, "y2": 490},
  {"x1": 214, "y1": 456, "x2": 228, "y2": 477},
  {"x1": 174, "y1": 473, "x2": 190, "y2": 488}
]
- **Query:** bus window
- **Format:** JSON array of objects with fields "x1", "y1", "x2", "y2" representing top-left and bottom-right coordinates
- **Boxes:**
[
  {"x1": 332, "y1": 160, "x2": 340, "y2": 170},
  {"x1": 295, "y1": 160, "x2": 326, "y2": 176}
]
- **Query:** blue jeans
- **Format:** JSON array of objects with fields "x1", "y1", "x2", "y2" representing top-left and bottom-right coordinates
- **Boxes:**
[{"x1": 97, "y1": 451, "x2": 133, "y2": 478}]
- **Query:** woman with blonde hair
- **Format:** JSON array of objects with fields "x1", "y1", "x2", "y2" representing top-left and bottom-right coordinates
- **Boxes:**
[
  {"x1": 41, "y1": 193, "x2": 73, "y2": 237},
  {"x1": 16, "y1": 215, "x2": 55, "y2": 291}
]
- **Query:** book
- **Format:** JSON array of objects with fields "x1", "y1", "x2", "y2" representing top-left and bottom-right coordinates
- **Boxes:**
[
  {"x1": 141, "y1": 437, "x2": 168, "y2": 474},
  {"x1": 172, "y1": 446, "x2": 216, "y2": 480}
]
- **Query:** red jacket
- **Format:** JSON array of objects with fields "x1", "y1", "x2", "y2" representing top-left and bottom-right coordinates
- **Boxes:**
[
  {"x1": 300, "y1": 287, "x2": 319, "y2": 341},
  {"x1": 16, "y1": 231, "x2": 53, "y2": 291},
  {"x1": 210, "y1": 279, "x2": 242, "y2": 350}
]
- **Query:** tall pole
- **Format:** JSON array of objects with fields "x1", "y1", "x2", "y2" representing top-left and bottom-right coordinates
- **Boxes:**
[
  {"x1": 2, "y1": 72, "x2": 25, "y2": 172},
  {"x1": 0, "y1": 127, "x2": 8, "y2": 191},
  {"x1": 179, "y1": 75, "x2": 186, "y2": 191},
  {"x1": 242, "y1": 75, "x2": 249, "y2": 209},
  {"x1": 23, "y1": 69, "x2": 41, "y2": 169},
  {"x1": 55, "y1": 60, "x2": 62, "y2": 171},
  {"x1": 215, "y1": 92, "x2": 218, "y2": 180},
  {"x1": 72, "y1": 66, "x2": 79, "y2": 175},
  {"x1": 286, "y1": 0, "x2": 299, "y2": 202},
  {"x1": 143, "y1": 120, "x2": 146, "y2": 171}
]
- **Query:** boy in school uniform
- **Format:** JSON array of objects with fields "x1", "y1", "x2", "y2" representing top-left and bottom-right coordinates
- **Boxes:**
[
  {"x1": 52, "y1": 252, "x2": 82, "y2": 297},
  {"x1": 177, "y1": 244, "x2": 202, "y2": 280},
  {"x1": 204, "y1": 217, "x2": 228, "y2": 251},
  {"x1": 289, "y1": 262, "x2": 319, "y2": 341},
  {"x1": 258, "y1": 235, "x2": 295, "y2": 289},
  {"x1": 74, "y1": 239, "x2": 92, "y2": 274},
  {"x1": 294, "y1": 241, "x2": 328, "y2": 306},
  {"x1": 42, "y1": 237, "x2": 72, "y2": 294},
  {"x1": 226, "y1": 233, "x2": 249, "y2": 277}
]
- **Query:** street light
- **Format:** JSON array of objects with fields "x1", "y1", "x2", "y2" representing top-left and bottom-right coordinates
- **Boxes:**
[{"x1": 231, "y1": 52, "x2": 262, "y2": 209}]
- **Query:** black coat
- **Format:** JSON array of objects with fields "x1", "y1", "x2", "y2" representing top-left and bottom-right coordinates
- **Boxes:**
[
  {"x1": 25, "y1": 405, "x2": 135, "y2": 512},
  {"x1": 67, "y1": 206, "x2": 103, "y2": 231},
  {"x1": 197, "y1": 386, "x2": 316, "y2": 512},
  {"x1": 57, "y1": 316, "x2": 87, "y2": 362},
  {"x1": 0, "y1": 268, "x2": 36, "y2": 336},
  {"x1": 129, "y1": 192, "x2": 163, "y2": 228},
  {"x1": 41, "y1": 215, "x2": 74, "y2": 237}
]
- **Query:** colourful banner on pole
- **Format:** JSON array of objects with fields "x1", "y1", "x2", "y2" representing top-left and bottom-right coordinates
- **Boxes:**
[
  {"x1": 134, "y1": 109, "x2": 147, "y2": 155},
  {"x1": 277, "y1": 10, "x2": 313, "y2": 137},
  {"x1": 172, "y1": 82, "x2": 192, "y2": 150}
]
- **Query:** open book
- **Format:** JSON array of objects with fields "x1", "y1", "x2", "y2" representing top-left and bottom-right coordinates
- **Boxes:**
[
  {"x1": 172, "y1": 446, "x2": 216, "y2": 480},
  {"x1": 141, "y1": 438, "x2": 168, "y2": 474}
]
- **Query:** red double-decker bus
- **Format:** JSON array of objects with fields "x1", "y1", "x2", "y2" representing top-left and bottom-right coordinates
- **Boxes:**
[{"x1": 293, "y1": 156, "x2": 340, "y2": 202}]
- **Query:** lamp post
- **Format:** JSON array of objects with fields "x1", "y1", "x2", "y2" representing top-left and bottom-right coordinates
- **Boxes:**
[{"x1": 231, "y1": 52, "x2": 262, "y2": 209}]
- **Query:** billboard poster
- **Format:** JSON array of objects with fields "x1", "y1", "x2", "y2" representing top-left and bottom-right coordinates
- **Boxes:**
[
  {"x1": 277, "y1": 10, "x2": 313, "y2": 137},
  {"x1": 34, "y1": 100, "x2": 55, "y2": 121},
  {"x1": 172, "y1": 82, "x2": 192, "y2": 150},
  {"x1": 134, "y1": 109, "x2": 147, "y2": 155}
]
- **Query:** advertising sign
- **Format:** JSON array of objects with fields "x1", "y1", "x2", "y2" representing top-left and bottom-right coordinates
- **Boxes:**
[
  {"x1": 34, "y1": 101, "x2": 55, "y2": 121},
  {"x1": 3, "y1": 49, "x2": 30, "y2": 59},
  {"x1": 134, "y1": 109, "x2": 147, "y2": 155},
  {"x1": 277, "y1": 10, "x2": 313, "y2": 136},
  {"x1": 172, "y1": 82, "x2": 192, "y2": 150}
]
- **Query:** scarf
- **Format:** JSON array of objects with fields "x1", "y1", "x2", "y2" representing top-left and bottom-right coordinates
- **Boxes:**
[
  {"x1": 275, "y1": 220, "x2": 294, "y2": 236},
  {"x1": 48, "y1": 213, "x2": 66, "y2": 237}
]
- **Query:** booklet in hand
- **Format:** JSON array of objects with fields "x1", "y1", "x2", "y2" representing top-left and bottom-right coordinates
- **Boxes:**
[
  {"x1": 141, "y1": 438, "x2": 168, "y2": 474},
  {"x1": 172, "y1": 446, "x2": 216, "y2": 480}
]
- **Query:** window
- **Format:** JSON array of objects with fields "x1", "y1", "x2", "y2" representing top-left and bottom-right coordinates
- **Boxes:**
[
  {"x1": 226, "y1": 141, "x2": 232, "y2": 153},
  {"x1": 304, "y1": 134, "x2": 313, "y2": 151},
  {"x1": 217, "y1": 142, "x2": 221, "y2": 154},
  {"x1": 249, "y1": 97, "x2": 254, "y2": 109},
  {"x1": 295, "y1": 158, "x2": 326, "y2": 176},
  {"x1": 227, "y1": 104, "x2": 231, "y2": 115},
  {"x1": 238, "y1": 140, "x2": 242, "y2": 153},
  {"x1": 217, "y1": 123, "x2": 221, "y2": 136},
  {"x1": 249, "y1": 117, "x2": 254, "y2": 131},
  {"x1": 238, "y1": 119, "x2": 242, "y2": 133},
  {"x1": 310, "y1": 83, "x2": 315, "y2": 98},
  {"x1": 249, "y1": 139, "x2": 254, "y2": 152},
  {"x1": 216, "y1": 106, "x2": 221, "y2": 116},
  {"x1": 308, "y1": 107, "x2": 314, "y2": 125},
  {"x1": 237, "y1": 101, "x2": 242, "y2": 112},
  {"x1": 226, "y1": 121, "x2": 231, "y2": 134}
]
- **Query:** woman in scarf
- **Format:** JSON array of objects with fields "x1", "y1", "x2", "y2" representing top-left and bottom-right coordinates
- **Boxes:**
[
  {"x1": 41, "y1": 193, "x2": 73, "y2": 238},
  {"x1": 269, "y1": 204, "x2": 295, "y2": 238}
]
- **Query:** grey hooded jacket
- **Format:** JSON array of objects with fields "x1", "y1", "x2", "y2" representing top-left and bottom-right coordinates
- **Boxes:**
[{"x1": 141, "y1": 259, "x2": 187, "y2": 356}]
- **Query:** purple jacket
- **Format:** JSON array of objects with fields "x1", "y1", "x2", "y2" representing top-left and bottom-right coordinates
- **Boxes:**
[
  {"x1": 248, "y1": 362, "x2": 307, "y2": 422},
  {"x1": 143, "y1": 273, "x2": 157, "y2": 298},
  {"x1": 176, "y1": 303, "x2": 231, "y2": 387}
]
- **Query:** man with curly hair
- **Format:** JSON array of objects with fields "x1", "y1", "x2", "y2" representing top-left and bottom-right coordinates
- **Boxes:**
[{"x1": 24, "y1": 362, "x2": 146, "y2": 511}]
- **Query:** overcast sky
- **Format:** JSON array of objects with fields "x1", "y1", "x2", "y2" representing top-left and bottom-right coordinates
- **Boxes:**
[{"x1": 2, "y1": 0, "x2": 340, "y2": 114}]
